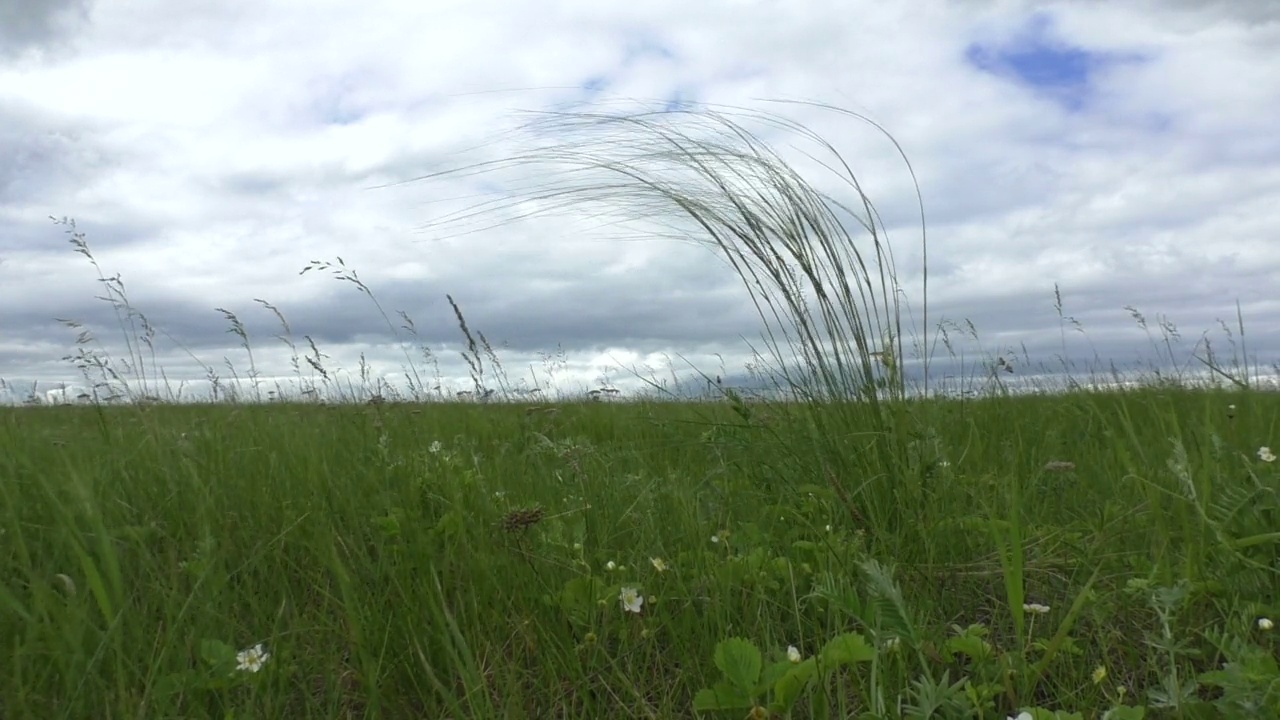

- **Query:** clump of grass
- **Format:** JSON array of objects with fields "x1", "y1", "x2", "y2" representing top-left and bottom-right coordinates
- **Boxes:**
[
  {"x1": 400, "y1": 102, "x2": 928, "y2": 407},
  {"x1": 397, "y1": 101, "x2": 939, "y2": 538}
]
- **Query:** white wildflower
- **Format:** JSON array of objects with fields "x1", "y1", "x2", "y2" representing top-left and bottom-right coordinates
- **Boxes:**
[
  {"x1": 620, "y1": 586, "x2": 643, "y2": 614},
  {"x1": 236, "y1": 643, "x2": 270, "y2": 673}
]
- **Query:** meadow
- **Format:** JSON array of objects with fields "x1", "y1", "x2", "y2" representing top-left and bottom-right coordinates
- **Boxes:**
[{"x1": 3, "y1": 105, "x2": 1279, "y2": 719}]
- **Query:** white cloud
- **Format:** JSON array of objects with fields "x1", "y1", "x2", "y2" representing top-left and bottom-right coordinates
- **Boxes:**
[{"x1": 1, "y1": 0, "x2": 1278, "y2": 401}]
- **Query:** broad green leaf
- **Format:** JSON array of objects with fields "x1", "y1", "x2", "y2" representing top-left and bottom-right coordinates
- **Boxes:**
[
  {"x1": 692, "y1": 681, "x2": 755, "y2": 711},
  {"x1": 760, "y1": 659, "x2": 793, "y2": 692},
  {"x1": 820, "y1": 633, "x2": 876, "y2": 666},
  {"x1": 945, "y1": 633, "x2": 992, "y2": 662},
  {"x1": 199, "y1": 639, "x2": 235, "y2": 667},
  {"x1": 714, "y1": 638, "x2": 763, "y2": 692},
  {"x1": 772, "y1": 658, "x2": 817, "y2": 710}
]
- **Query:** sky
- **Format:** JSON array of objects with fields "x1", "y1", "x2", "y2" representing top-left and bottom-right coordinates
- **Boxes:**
[{"x1": 2, "y1": 0, "x2": 1279, "y2": 403}]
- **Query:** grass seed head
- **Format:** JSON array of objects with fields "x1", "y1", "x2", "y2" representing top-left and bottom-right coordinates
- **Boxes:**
[{"x1": 501, "y1": 506, "x2": 546, "y2": 533}]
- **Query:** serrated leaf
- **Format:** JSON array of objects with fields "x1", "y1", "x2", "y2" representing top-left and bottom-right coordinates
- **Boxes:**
[
  {"x1": 693, "y1": 681, "x2": 755, "y2": 711},
  {"x1": 820, "y1": 633, "x2": 876, "y2": 666},
  {"x1": 760, "y1": 659, "x2": 793, "y2": 691},
  {"x1": 1196, "y1": 668, "x2": 1232, "y2": 686},
  {"x1": 773, "y1": 658, "x2": 817, "y2": 710},
  {"x1": 714, "y1": 638, "x2": 763, "y2": 692},
  {"x1": 945, "y1": 633, "x2": 993, "y2": 662}
]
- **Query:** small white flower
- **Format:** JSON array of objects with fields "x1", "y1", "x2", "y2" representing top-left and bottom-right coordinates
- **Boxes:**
[
  {"x1": 1259, "y1": 446, "x2": 1276, "y2": 463},
  {"x1": 650, "y1": 557, "x2": 668, "y2": 573},
  {"x1": 1023, "y1": 603, "x2": 1051, "y2": 614},
  {"x1": 620, "y1": 586, "x2": 643, "y2": 614},
  {"x1": 1259, "y1": 617, "x2": 1274, "y2": 631},
  {"x1": 428, "y1": 440, "x2": 443, "y2": 454},
  {"x1": 236, "y1": 643, "x2": 270, "y2": 673},
  {"x1": 825, "y1": 524, "x2": 832, "y2": 532},
  {"x1": 1008, "y1": 713, "x2": 1033, "y2": 720},
  {"x1": 710, "y1": 535, "x2": 720, "y2": 544},
  {"x1": 786, "y1": 645, "x2": 801, "y2": 663},
  {"x1": 605, "y1": 561, "x2": 617, "y2": 572},
  {"x1": 883, "y1": 636, "x2": 901, "y2": 652}
]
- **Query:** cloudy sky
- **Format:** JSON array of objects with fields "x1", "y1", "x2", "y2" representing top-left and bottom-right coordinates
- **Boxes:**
[{"x1": 2, "y1": 0, "x2": 1278, "y2": 403}]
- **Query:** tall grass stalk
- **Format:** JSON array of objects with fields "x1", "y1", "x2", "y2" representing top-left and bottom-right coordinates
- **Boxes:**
[
  {"x1": 403, "y1": 104, "x2": 925, "y2": 404},
  {"x1": 397, "y1": 101, "x2": 929, "y2": 532}
]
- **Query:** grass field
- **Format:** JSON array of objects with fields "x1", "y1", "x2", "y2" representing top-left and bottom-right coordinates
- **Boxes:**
[
  {"x1": 4, "y1": 106, "x2": 1279, "y2": 719},
  {"x1": 3, "y1": 388, "x2": 1278, "y2": 718}
]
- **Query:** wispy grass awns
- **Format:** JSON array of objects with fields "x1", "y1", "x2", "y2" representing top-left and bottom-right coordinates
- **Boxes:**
[{"x1": 394, "y1": 100, "x2": 929, "y2": 406}]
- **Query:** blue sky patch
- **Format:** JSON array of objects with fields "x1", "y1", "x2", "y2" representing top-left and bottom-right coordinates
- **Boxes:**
[{"x1": 966, "y1": 12, "x2": 1144, "y2": 111}]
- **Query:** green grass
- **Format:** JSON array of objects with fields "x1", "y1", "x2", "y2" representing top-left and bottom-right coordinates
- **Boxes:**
[
  {"x1": 2, "y1": 390, "x2": 1278, "y2": 718},
  {"x1": 5, "y1": 102, "x2": 1280, "y2": 718}
]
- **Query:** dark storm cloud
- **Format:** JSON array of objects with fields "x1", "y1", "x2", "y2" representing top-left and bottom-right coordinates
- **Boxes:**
[{"x1": 0, "y1": 0, "x2": 91, "y2": 59}]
